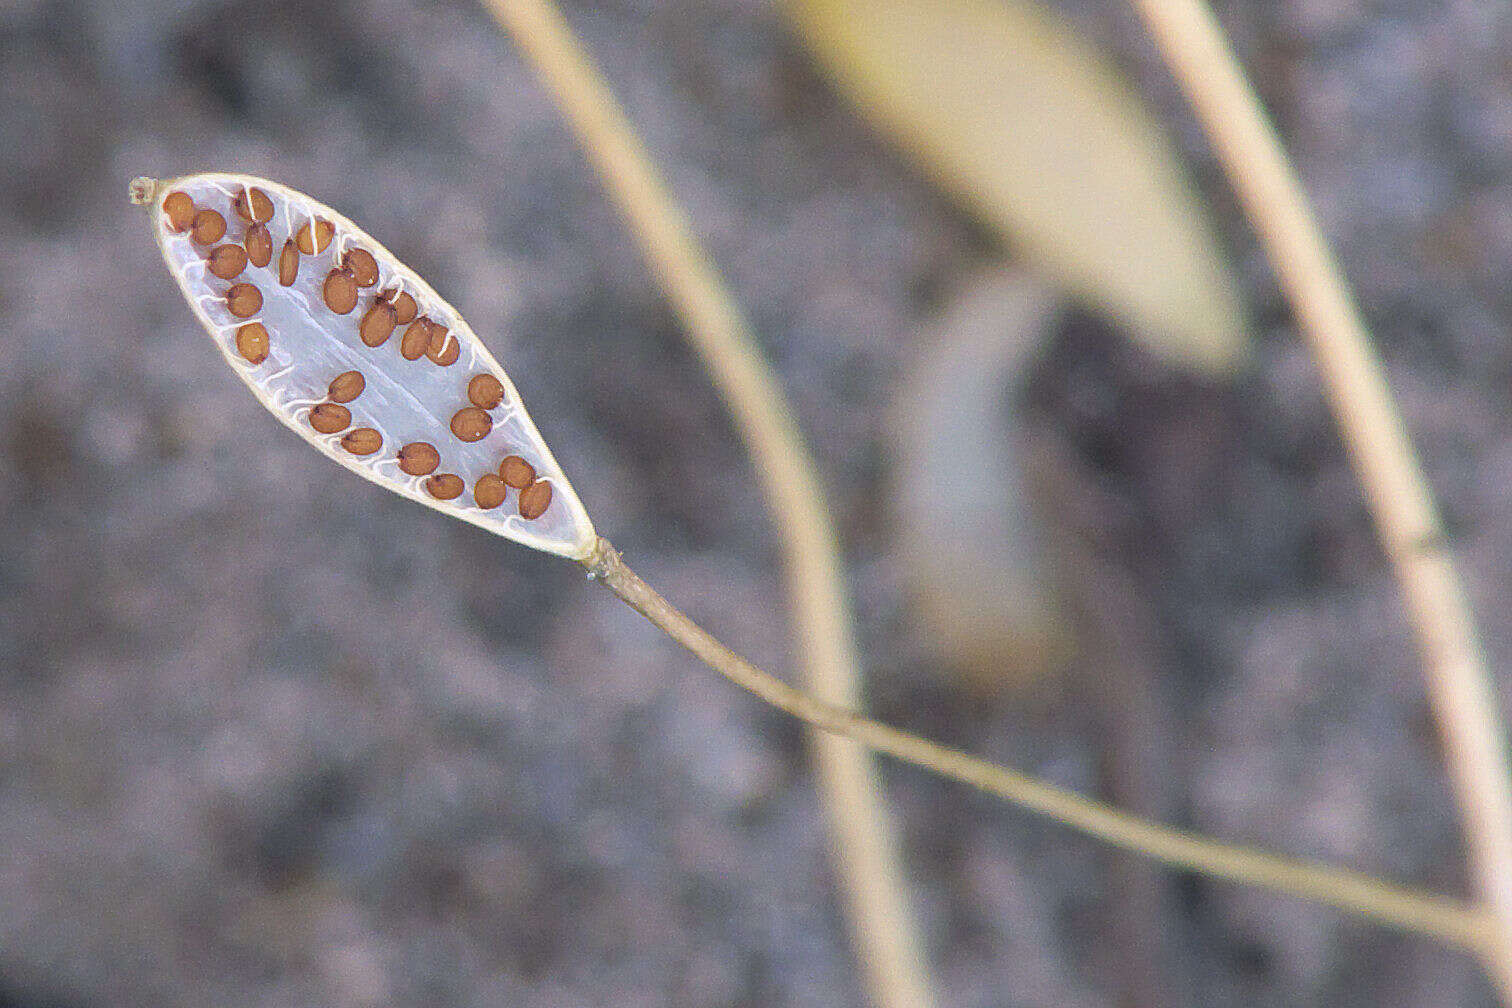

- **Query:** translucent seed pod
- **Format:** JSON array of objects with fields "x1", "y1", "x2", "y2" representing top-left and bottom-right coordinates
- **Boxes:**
[{"x1": 131, "y1": 172, "x2": 597, "y2": 560}]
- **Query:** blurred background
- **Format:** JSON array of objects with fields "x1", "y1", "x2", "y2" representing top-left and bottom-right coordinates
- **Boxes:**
[{"x1": 4, "y1": 0, "x2": 1512, "y2": 1005}]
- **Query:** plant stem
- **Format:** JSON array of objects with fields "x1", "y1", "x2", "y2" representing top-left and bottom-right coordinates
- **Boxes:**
[
  {"x1": 582, "y1": 535, "x2": 1492, "y2": 950},
  {"x1": 1125, "y1": 0, "x2": 1512, "y2": 998},
  {"x1": 480, "y1": 1, "x2": 935, "y2": 1005}
]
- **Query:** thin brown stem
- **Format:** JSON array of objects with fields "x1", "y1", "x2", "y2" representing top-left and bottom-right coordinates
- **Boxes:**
[
  {"x1": 1125, "y1": 0, "x2": 1512, "y2": 999},
  {"x1": 582, "y1": 535, "x2": 1493, "y2": 951}
]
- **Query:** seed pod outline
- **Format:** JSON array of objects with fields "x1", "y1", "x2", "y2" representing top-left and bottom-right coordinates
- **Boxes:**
[{"x1": 135, "y1": 172, "x2": 596, "y2": 560}]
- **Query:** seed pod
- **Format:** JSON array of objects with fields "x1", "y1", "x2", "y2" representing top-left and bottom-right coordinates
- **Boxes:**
[
  {"x1": 399, "y1": 320, "x2": 430, "y2": 361},
  {"x1": 344, "y1": 247, "x2": 379, "y2": 287},
  {"x1": 206, "y1": 243, "x2": 248, "y2": 280},
  {"x1": 308, "y1": 402, "x2": 351, "y2": 434},
  {"x1": 397, "y1": 442, "x2": 440, "y2": 476},
  {"x1": 328, "y1": 370, "x2": 365, "y2": 403},
  {"x1": 519, "y1": 480, "x2": 552, "y2": 520},
  {"x1": 233, "y1": 186, "x2": 274, "y2": 223},
  {"x1": 191, "y1": 209, "x2": 226, "y2": 245},
  {"x1": 277, "y1": 239, "x2": 299, "y2": 287},
  {"x1": 245, "y1": 223, "x2": 273, "y2": 268},
  {"x1": 499, "y1": 455, "x2": 535, "y2": 490},
  {"x1": 359, "y1": 302, "x2": 397, "y2": 348},
  {"x1": 226, "y1": 283, "x2": 262, "y2": 318},
  {"x1": 425, "y1": 473, "x2": 464, "y2": 500},
  {"x1": 136, "y1": 172, "x2": 596, "y2": 560},
  {"x1": 341, "y1": 427, "x2": 383, "y2": 455},
  {"x1": 474, "y1": 473, "x2": 507, "y2": 509},
  {"x1": 296, "y1": 218, "x2": 334, "y2": 255},
  {"x1": 235, "y1": 322, "x2": 270, "y2": 365},
  {"x1": 323, "y1": 269, "x2": 359, "y2": 314}
]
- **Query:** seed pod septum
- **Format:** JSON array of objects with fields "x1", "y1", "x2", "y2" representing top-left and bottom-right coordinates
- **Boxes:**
[{"x1": 132, "y1": 172, "x2": 596, "y2": 560}]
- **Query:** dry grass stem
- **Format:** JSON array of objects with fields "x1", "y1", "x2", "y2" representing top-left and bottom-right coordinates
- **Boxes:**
[
  {"x1": 478, "y1": 1, "x2": 936, "y2": 1005},
  {"x1": 1126, "y1": 0, "x2": 1512, "y2": 999}
]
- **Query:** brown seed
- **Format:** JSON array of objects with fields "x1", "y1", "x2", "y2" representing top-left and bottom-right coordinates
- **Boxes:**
[
  {"x1": 191, "y1": 208, "x2": 226, "y2": 245},
  {"x1": 359, "y1": 302, "x2": 397, "y2": 347},
  {"x1": 474, "y1": 473, "x2": 507, "y2": 510},
  {"x1": 245, "y1": 223, "x2": 273, "y2": 268},
  {"x1": 343, "y1": 247, "x2": 379, "y2": 287},
  {"x1": 468, "y1": 374, "x2": 505, "y2": 410},
  {"x1": 206, "y1": 243, "x2": 248, "y2": 280},
  {"x1": 425, "y1": 473, "x2": 464, "y2": 500},
  {"x1": 323, "y1": 269, "x2": 359, "y2": 314},
  {"x1": 518, "y1": 480, "x2": 552, "y2": 520},
  {"x1": 340, "y1": 427, "x2": 383, "y2": 455},
  {"x1": 450, "y1": 406, "x2": 492, "y2": 443},
  {"x1": 163, "y1": 191, "x2": 195, "y2": 232},
  {"x1": 226, "y1": 283, "x2": 262, "y2": 319},
  {"x1": 328, "y1": 370, "x2": 365, "y2": 403},
  {"x1": 235, "y1": 322, "x2": 270, "y2": 365},
  {"x1": 233, "y1": 186, "x2": 274, "y2": 224},
  {"x1": 295, "y1": 218, "x2": 334, "y2": 255},
  {"x1": 389, "y1": 290, "x2": 418, "y2": 324},
  {"x1": 397, "y1": 442, "x2": 441, "y2": 476},
  {"x1": 498, "y1": 455, "x2": 535, "y2": 489},
  {"x1": 399, "y1": 319, "x2": 431, "y2": 361},
  {"x1": 277, "y1": 239, "x2": 300, "y2": 286},
  {"x1": 308, "y1": 402, "x2": 351, "y2": 434},
  {"x1": 426, "y1": 324, "x2": 458, "y2": 366}
]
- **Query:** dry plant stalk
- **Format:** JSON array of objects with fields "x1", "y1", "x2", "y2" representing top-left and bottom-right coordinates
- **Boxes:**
[
  {"x1": 475, "y1": 1, "x2": 937, "y2": 1005},
  {"x1": 135, "y1": 172, "x2": 1493, "y2": 962},
  {"x1": 1125, "y1": 0, "x2": 1512, "y2": 998}
]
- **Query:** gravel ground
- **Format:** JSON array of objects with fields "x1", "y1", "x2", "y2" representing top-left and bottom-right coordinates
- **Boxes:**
[{"x1": 2, "y1": 1, "x2": 1511, "y2": 1006}]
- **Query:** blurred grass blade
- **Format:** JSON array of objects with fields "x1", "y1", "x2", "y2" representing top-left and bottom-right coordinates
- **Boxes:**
[
  {"x1": 891, "y1": 271, "x2": 1070, "y2": 690},
  {"x1": 784, "y1": 0, "x2": 1248, "y2": 374}
]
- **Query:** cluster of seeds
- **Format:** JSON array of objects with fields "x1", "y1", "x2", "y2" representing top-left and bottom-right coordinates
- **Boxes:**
[
  {"x1": 306, "y1": 370, "x2": 382, "y2": 456},
  {"x1": 377, "y1": 368, "x2": 553, "y2": 517},
  {"x1": 149, "y1": 175, "x2": 584, "y2": 549}
]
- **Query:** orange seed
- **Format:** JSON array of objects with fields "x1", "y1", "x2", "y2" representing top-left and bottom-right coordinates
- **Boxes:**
[
  {"x1": 359, "y1": 302, "x2": 397, "y2": 347},
  {"x1": 518, "y1": 480, "x2": 552, "y2": 520},
  {"x1": 426, "y1": 324, "x2": 458, "y2": 366},
  {"x1": 234, "y1": 323, "x2": 270, "y2": 365},
  {"x1": 233, "y1": 186, "x2": 274, "y2": 223},
  {"x1": 450, "y1": 406, "x2": 492, "y2": 443},
  {"x1": 277, "y1": 239, "x2": 299, "y2": 286},
  {"x1": 389, "y1": 290, "x2": 418, "y2": 324},
  {"x1": 498, "y1": 455, "x2": 535, "y2": 489},
  {"x1": 399, "y1": 320, "x2": 430, "y2": 361},
  {"x1": 323, "y1": 269, "x2": 359, "y2": 314},
  {"x1": 226, "y1": 283, "x2": 262, "y2": 319},
  {"x1": 468, "y1": 373, "x2": 505, "y2": 410},
  {"x1": 397, "y1": 442, "x2": 441, "y2": 476},
  {"x1": 206, "y1": 243, "x2": 248, "y2": 280},
  {"x1": 474, "y1": 473, "x2": 507, "y2": 509},
  {"x1": 245, "y1": 223, "x2": 273, "y2": 268},
  {"x1": 191, "y1": 209, "x2": 226, "y2": 245},
  {"x1": 328, "y1": 370, "x2": 365, "y2": 403},
  {"x1": 163, "y1": 191, "x2": 195, "y2": 232},
  {"x1": 425, "y1": 473, "x2": 464, "y2": 500},
  {"x1": 295, "y1": 218, "x2": 334, "y2": 255},
  {"x1": 343, "y1": 247, "x2": 379, "y2": 287},
  {"x1": 308, "y1": 402, "x2": 351, "y2": 435},
  {"x1": 340, "y1": 427, "x2": 382, "y2": 455}
]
